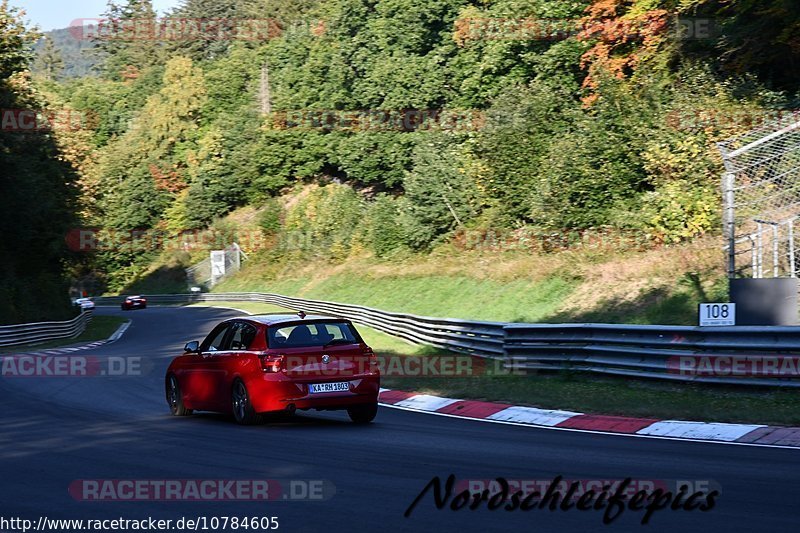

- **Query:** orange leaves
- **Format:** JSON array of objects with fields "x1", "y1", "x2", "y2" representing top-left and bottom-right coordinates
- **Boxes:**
[
  {"x1": 120, "y1": 65, "x2": 140, "y2": 81},
  {"x1": 149, "y1": 164, "x2": 186, "y2": 194},
  {"x1": 578, "y1": 1, "x2": 671, "y2": 104},
  {"x1": 311, "y1": 20, "x2": 327, "y2": 37},
  {"x1": 584, "y1": 0, "x2": 622, "y2": 19}
]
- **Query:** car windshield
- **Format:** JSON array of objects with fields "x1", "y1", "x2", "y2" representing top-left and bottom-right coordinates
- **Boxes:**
[{"x1": 267, "y1": 321, "x2": 360, "y2": 349}]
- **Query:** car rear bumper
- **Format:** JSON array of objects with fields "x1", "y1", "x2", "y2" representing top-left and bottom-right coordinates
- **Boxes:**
[{"x1": 249, "y1": 374, "x2": 380, "y2": 413}]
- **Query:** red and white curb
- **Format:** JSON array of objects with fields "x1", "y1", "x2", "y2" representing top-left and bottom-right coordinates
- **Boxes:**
[
  {"x1": 378, "y1": 389, "x2": 800, "y2": 449},
  {"x1": 13, "y1": 320, "x2": 131, "y2": 357}
]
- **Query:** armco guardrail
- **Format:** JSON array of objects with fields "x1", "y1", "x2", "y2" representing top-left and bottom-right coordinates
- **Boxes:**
[
  {"x1": 505, "y1": 323, "x2": 800, "y2": 387},
  {"x1": 94, "y1": 293, "x2": 506, "y2": 357},
  {"x1": 94, "y1": 293, "x2": 800, "y2": 386},
  {"x1": 0, "y1": 310, "x2": 93, "y2": 348}
]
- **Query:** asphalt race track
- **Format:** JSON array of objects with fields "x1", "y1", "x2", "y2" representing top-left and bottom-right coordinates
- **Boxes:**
[{"x1": 1, "y1": 306, "x2": 798, "y2": 532}]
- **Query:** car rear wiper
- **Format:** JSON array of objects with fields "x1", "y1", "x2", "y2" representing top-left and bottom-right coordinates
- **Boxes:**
[{"x1": 322, "y1": 338, "x2": 355, "y2": 348}]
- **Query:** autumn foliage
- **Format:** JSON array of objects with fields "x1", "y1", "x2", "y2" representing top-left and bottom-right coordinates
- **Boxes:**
[{"x1": 578, "y1": 1, "x2": 670, "y2": 104}]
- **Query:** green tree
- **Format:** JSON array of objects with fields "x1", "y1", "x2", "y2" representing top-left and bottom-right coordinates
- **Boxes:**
[
  {"x1": 283, "y1": 183, "x2": 365, "y2": 259},
  {"x1": 364, "y1": 194, "x2": 406, "y2": 257},
  {"x1": 167, "y1": 0, "x2": 251, "y2": 61},
  {"x1": 0, "y1": 0, "x2": 33, "y2": 77},
  {"x1": 96, "y1": 0, "x2": 161, "y2": 79},
  {"x1": 402, "y1": 136, "x2": 481, "y2": 249},
  {"x1": 33, "y1": 36, "x2": 64, "y2": 81},
  {"x1": 96, "y1": 56, "x2": 206, "y2": 232},
  {"x1": 473, "y1": 79, "x2": 576, "y2": 225},
  {"x1": 1, "y1": 0, "x2": 79, "y2": 322}
]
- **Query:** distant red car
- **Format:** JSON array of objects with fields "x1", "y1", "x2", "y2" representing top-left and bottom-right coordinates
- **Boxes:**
[
  {"x1": 165, "y1": 313, "x2": 380, "y2": 425},
  {"x1": 121, "y1": 295, "x2": 147, "y2": 310}
]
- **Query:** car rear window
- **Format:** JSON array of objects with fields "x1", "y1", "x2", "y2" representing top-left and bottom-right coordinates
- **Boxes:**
[{"x1": 267, "y1": 321, "x2": 360, "y2": 349}]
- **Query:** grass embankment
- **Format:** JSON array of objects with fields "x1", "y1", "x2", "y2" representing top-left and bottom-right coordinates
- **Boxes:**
[
  {"x1": 212, "y1": 237, "x2": 727, "y2": 325},
  {"x1": 0, "y1": 315, "x2": 128, "y2": 354},
  {"x1": 196, "y1": 301, "x2": 799, "y2": 426}
]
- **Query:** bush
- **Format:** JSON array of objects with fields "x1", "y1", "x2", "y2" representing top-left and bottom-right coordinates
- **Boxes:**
[
  {"x1": 472, "y1": 80, "x2": 576, "y2": 225},
  {"x1": 258, "y1": 198, "x2": 283, "y2": 235},
  {"x1": 334, "y1": 133, "x2": 418, "y2": 187},
  {"x1": 639, "y1": 182, "x2": 719, "y2": 244},
  {"x1": 282, "y1": 184, "x2": 366, "y2": 259},
  {"x1": 364, "y1": 195, "x2": 407, "y2": 258},
  {"x1": 402, "y1": 136, "x2": 482, "y2": 249}
]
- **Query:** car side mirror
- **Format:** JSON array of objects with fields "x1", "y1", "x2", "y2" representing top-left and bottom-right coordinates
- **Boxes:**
[{"x1": 184, "y1": 341, "x2": 200, "y2": 354}]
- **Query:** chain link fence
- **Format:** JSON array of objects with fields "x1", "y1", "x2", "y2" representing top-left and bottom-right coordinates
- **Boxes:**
[{"x1": 718, "y1": 114, "x2": 800, "y2": 279}]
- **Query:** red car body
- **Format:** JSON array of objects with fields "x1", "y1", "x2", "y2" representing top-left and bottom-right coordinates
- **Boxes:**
[{"x1": 165, "y1": 314, "x2": 381, "y2": 424}]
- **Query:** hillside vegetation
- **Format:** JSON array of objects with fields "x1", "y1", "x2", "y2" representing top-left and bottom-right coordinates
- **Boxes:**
[
  {"x1": 32, "y1": 27, "x2": 99, "y2": 80},
  {"x1": 13, "y1": 0, "x2": 800, "y2": 321},
  {"x1": 213, "y1": 241, "x2": 726, "y2": 325},
  {"x1": 124, "y1": 193, "x2": 726, "y2": 325}
]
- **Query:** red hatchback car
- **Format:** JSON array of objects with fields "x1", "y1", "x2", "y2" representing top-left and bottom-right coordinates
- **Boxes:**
[
  {"x1": 165, "y1": 313, "x2": 380, "y2": 424},
  {"x1": 121, "y1": 295, "x2": 147, "y2": 310}
]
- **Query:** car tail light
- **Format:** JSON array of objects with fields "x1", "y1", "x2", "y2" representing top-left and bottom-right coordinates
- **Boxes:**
[
  {"x1": 363, "y1": 346, "x2": 378, "y2": 367},
  {"x1": 260, "y1": 354, "x2": 285, "y2": 373}
]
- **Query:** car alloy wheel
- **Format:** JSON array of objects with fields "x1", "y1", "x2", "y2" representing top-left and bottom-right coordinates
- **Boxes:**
[
  {"x1": 166, "y1": 375, "x2": 192, "y2": 416},
  {"x1": 232, "y1": 379, "x2": 263, "y2": 425}
]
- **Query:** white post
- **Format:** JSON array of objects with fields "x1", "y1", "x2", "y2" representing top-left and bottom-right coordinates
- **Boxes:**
[
  {"x1": 773, "y1": 224, "x2": 780, "y2": 277},
  {"x1": 723, "y1": 172, "x2": 736, "y2": 279},
  {"x1": 790, "y1": 220, "x2": 797, "y2": 278},
  {"x1": 210, "y1": 250, "x2": 226, "y2": 287},
  {"x1": 756, "y1": 223, "x2": 763, "y2": 278}
]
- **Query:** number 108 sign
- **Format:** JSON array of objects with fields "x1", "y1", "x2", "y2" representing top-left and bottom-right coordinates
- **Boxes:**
[{"x1": 698, "y1": 303, "x2": 736, "y2": 326}]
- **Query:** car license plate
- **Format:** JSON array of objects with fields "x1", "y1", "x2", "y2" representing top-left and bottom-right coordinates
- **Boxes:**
[{"x1": 308, "y1": 382, "x2": 350, "y2": 394}]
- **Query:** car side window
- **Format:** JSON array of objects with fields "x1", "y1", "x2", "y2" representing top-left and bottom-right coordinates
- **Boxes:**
[
  {"x1": 229, "y1": 322, "x2": 257, "y2": 350},
  {"x1": 201, "y1": 323, "x2": 232, "y2": 352}
]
